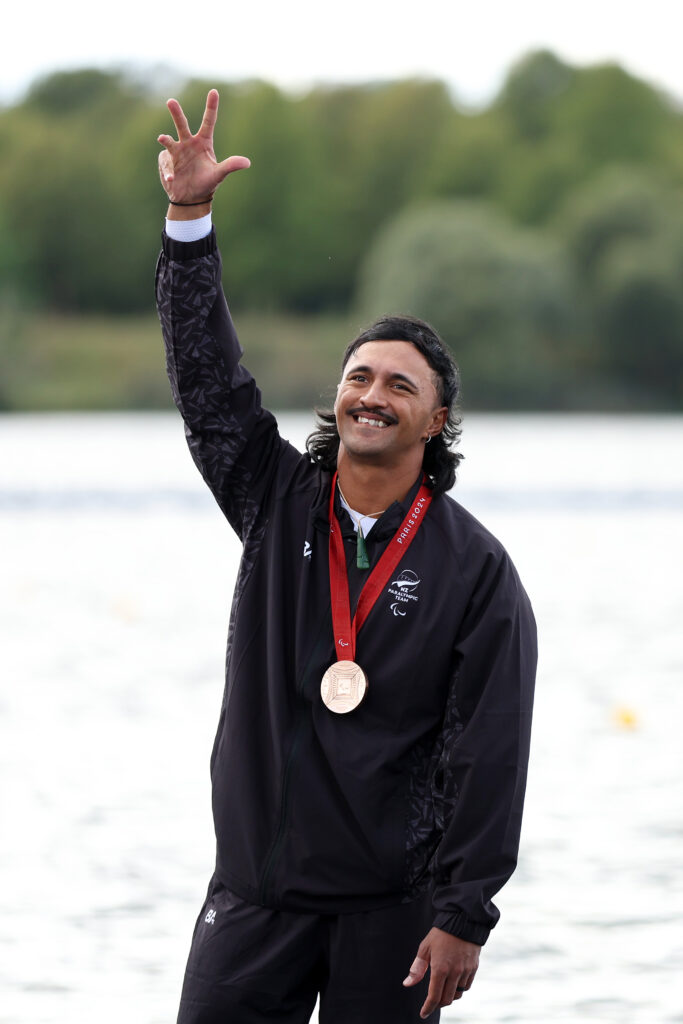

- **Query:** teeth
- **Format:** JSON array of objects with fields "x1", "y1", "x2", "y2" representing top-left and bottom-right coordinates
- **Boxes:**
[{"x1": 357, "y1": 416, "x2": 388, "y2": 428}]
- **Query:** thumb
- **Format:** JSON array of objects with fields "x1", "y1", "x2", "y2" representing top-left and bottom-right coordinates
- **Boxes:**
[
  {"x1": 403, "y1": 954, "x2": 429, "y2": 987},
  {"x1": 215, "y1": 154, "x2": 251, "y2": 183}
]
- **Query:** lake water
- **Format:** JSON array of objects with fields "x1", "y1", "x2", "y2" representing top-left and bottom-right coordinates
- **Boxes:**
[{"x1": 1, "y1": 412, "x2": 682, "y2": 1024}]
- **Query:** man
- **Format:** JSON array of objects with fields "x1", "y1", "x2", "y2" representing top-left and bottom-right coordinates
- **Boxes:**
[{"x1": 156, "y1": 89, "x2": 536, "y2": 1023}]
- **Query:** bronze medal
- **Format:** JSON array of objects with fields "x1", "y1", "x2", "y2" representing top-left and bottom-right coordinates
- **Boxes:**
[
  {"x1": 320, "y1": 660, "x2": 368, "y2": 714},
  {"x1": 324, "y1": 472, "x2": 432, "y2": 715}
]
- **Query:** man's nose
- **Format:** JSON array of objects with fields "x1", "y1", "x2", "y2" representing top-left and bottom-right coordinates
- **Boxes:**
[{"x1": 359, "y1": 380, "x2": 388, "y2": 407}]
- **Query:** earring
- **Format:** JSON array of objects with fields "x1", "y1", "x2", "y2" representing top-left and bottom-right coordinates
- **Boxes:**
[{"x1": 424, "y1": 434, "x2": 432, "y2": 444}]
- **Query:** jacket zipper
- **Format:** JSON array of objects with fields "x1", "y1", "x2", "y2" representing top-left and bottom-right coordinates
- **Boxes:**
[{"x1": 258, "y1": 601, "x2": 332, "y2": 905}]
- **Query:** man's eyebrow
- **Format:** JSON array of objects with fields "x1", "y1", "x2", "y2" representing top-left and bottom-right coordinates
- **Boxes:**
[{"x1": 345, "y1": 364, "x2": 420, "y2": 389}]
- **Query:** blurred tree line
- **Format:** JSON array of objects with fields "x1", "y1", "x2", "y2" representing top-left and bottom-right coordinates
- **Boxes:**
[{"x1": 1, "y1": 50, "x2": 683, "y2": 410}]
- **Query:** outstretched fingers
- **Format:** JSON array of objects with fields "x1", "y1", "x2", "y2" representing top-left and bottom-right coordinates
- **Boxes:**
[
  {"x1": 198, "y1": 88, "x2": 220, "y2": 139},
  {"x1": 216, "y1": 155, "x2": 252, "y2": 179},
  {"x1": 156, "y1": 88, "x2": 251, "y2": 201},
  {"x1": 157, "y1": 133, "x2": 178, "y2": 154},
  {"x1": 166, "y1": 98, "x2": 193, "y2": 141},
  {"x1": 158, "y1": 149, "x2": 175, "y2": 187}
]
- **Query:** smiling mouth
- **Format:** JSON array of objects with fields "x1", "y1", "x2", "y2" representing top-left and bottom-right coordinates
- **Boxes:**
[
  {"x1": 354, "y1": 415, "x2": 390, "y2": 429},
  {"x1": 350, "y1": 410, "x2": 397, "y2": 429}
]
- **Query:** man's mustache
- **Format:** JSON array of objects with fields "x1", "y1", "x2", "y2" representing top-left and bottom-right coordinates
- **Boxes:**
[{"x1": 347, "y1": 408, "x2": 398, "y2": 426}]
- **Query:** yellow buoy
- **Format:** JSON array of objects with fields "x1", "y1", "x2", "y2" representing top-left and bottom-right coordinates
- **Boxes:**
[{"x1": 612, "y1": 706, "x2": 639, "y2": 730}]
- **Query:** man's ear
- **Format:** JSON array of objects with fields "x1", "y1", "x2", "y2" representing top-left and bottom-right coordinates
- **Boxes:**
[{"x1": 430, "y1": 407, "x2": 448, "y2": 436}]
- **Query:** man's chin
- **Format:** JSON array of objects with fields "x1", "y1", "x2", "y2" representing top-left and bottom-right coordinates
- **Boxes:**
[
  {"x1": 340, "y1": 440, "x2": 395, "y2": 463},
  {"x1": 341, "y1": 423, "x2": 393, "y2": 446}
]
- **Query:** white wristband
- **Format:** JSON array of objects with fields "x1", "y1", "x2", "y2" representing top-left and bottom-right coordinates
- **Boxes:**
[{"x1": 165, "y1": 213, "x2": 212, "y2": 242}]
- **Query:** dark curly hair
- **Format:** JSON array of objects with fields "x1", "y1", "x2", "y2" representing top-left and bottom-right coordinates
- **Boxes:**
[{"x1": 306, "y1": 314, "x2": 463, "y2": 497}]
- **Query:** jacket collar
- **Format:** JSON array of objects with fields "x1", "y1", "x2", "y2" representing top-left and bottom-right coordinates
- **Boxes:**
[{"x1": 311, "y1": 470, "x2": 432, "y2": 540}]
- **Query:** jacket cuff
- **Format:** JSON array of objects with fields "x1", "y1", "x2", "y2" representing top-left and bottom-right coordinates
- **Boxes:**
[
  {"x1": 161, "y1": 227, "x2": 218, "y2": 261},
  {"x1": 433, "y1": 909, "x2": 492, "y2": 946}
]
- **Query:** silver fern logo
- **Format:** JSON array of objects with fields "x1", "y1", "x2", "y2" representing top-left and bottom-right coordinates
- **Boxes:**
[{"x1": 388, "y1": 570, "x2": 421, "y2": 616}]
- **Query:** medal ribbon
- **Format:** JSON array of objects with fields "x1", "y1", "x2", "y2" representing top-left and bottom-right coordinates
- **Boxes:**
[{"x1": 328, "y1": 471, "x2": 433, "y2": 661}]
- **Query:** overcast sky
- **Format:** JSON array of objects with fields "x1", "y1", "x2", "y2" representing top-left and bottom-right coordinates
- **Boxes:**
[{"x1": 6, "y1": 0, "x2": 683, "y2": 108}]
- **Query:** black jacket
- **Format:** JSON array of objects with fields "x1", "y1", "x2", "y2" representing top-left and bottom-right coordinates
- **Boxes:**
[{"x1": 156, "y1": 229, "x2": 537, "y2": 946}]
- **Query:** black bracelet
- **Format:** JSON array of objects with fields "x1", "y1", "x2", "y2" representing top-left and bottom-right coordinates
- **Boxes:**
[{"x1": 168, "y1": 196, "x2": 214, "y2": 206}]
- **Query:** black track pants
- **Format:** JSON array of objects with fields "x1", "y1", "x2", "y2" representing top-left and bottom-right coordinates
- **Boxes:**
[{"x1": 176, "y1": 877, "x2": 439, "y2": 1023}]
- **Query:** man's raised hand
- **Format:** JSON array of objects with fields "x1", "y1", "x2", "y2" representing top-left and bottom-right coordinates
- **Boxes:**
[{"x1": 157, "y1": 89, "x2": 250, "y2": 207}]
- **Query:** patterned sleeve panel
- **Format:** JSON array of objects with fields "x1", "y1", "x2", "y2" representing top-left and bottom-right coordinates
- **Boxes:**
[
  {"x1": 155, "y1": 229, "x2": 289, "y2": 539},
  {"x1": 431, "y1": 549, "x2": 537, "y2": 945}
]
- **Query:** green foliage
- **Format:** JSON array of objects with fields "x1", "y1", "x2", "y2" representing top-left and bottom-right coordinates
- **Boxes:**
[
  {"x1": 23, "y1": 68, "x2": 145, "y2": 116},
  {"x1": 2, "y1": 54, "x2": 683, "y2": 408},
  {"x1": 0, "y1": 73, "x2": 161, "y2": 312},
  {"x1": 596, "y1": 241, "x2": 683, "y2": 400},
  {"x1": 557, "y1": 170, "x2": 683, "y2": 401},
  {"x1": 0, "y1": 309, "x2": 353, "y2": 411},
  {"x1": 558, "y1": 170, "x2": 678, "y2": 281},
  {"x1": 355, "y1": 202, "x2": 579, "y2": 408},
  {"x1": 423, "y1": 111, "x2": 509, "y2": 201},
  {"x1": 552, "y1": 64, "x2": 671, "y2": 168},
  {"x1": 489, "y1": 55, "x2": 681, "y2": 224},
  {"x1": 495, "y1": 50, "x2": 576, "y2": 141}
]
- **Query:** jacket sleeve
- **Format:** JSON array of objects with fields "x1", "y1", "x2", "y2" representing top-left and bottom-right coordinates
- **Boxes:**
[
  {"x1": 431, "y1": 547, "x2": 537, "y2": 946},
  {"x1": 155, "y1": 228, "x2": 290, "y2": 539}
]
